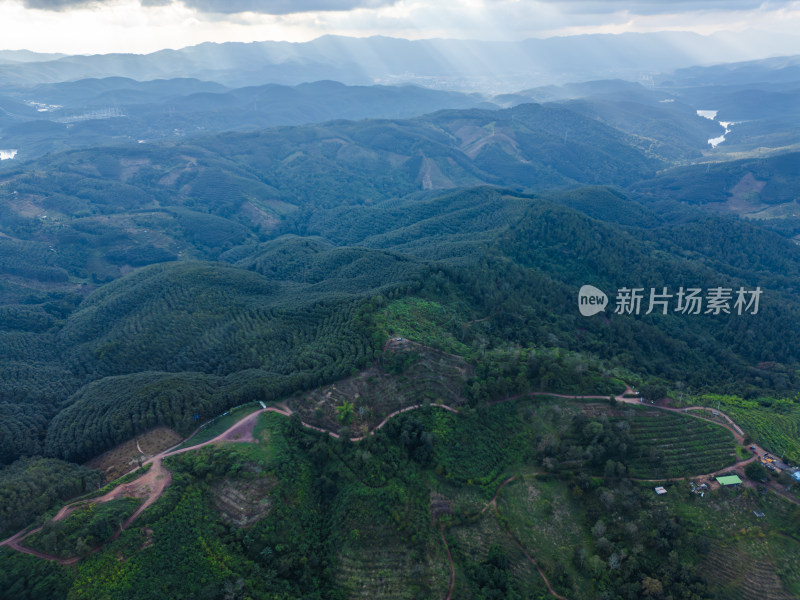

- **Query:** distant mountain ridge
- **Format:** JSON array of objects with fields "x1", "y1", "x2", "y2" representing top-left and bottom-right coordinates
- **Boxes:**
[
  {"x1": 0, "y1": 78, "x2": 493, "y2": 160},
  {"x1": 1, "y1": 31, "x2": 796, "y2": 90}
]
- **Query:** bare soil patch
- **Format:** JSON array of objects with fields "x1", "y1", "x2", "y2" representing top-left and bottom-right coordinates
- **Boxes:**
[
  {"x1": 210, "y1": 472, "x2": 278, "y2": 527},
  {"x1": 86, "y1": 426, "x2": 183, "y2": 483},
  {"x1": 240, "y1": 201, "x2": 279, "y2": 229}
]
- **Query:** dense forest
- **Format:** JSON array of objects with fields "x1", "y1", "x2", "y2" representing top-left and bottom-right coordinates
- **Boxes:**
[
  {"x1": 4, "y1": 184, "x2": 800, "y2": 467},
  {"x1": 2, "y1": 81, "x2": 800, "y2": 599}
]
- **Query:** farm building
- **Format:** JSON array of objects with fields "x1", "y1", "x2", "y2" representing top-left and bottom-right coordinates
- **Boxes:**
[{"x1": 716, "y1": 475, "x2": 742, "y2": 486}]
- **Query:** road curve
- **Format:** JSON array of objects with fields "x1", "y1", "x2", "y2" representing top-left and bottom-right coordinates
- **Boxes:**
[{"x1": 2, "y1": 385, "x2": 795, "y2": 566}]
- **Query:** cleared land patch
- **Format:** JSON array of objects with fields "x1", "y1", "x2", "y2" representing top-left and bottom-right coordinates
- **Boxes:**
[
  {"x1": 86, "y1": 426, "x2": 183, "y2": 482},
  {"x1": 287, "y1": 338, "x2": 471, "y2": 436},
  {"x1": 209, "y1": 470, "x2": 278, "y2": 528}
]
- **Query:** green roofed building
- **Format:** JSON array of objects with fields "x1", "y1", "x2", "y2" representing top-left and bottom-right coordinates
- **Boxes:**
[{"x1": 716, "y1": 475, "x2": 743, "y2": 486}]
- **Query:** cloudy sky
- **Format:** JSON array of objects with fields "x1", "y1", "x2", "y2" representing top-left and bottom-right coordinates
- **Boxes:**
[{"x1": 1, "y1": 0, "x2": 799, "y2": 54}]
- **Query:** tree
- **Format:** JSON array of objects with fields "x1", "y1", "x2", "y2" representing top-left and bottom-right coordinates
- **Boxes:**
[
  {"x1": 336, "y1": 400, "x2": 355, "y2": 425},
  {"x1": 641, "y1": 576, "x2": 663, "y2": 597},
  {"x1": 75, "y1": 536, "x2": 92, "y2": 558},
  {"x1": 640, "y1": 383, "x2": 667, "y2": 403},
  {"x1": 582, "y1": 421, "x2": 603, "y2": 442},
  {"x1": 745, "y1": 461, "x2": 768, "y2": 482}
]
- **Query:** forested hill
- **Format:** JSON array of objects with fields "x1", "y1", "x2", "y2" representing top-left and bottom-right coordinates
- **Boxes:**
[
  {"x1": 3, "y1": 81, "x2": 800, "y2": 600},
  {"x1": 0, "y1": 101, "x2": 660, "y2": 301},
  {"x1": 0, "y1": 78, "x2": 494, "y2": 160},
  {"x1": 3, "y1": 184, "x2": 800, "y2": 468},
  {"x1": 1, "y1": 99, "x2": 800, "y2": 489},
  {"x1": 630, "y1": 152, "x2": 800, "y2": 240}
]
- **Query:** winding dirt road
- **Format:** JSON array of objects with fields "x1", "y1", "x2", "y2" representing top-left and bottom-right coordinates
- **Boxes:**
[
  {"x1": 301, "y1": 402, "x2": 458, "y2": 441},
  {"x1": 0, "y1": 335, "x2": 791, "y2": 598},
  {"x1": 2, "y1": 381, "x2": 794, "y2": 590},
  {"x1": 440, "y1": 526, "x2": 455, "y2": 600},
  {"x1": 0, "y1": 402, "x2": 457, "y2": 564}
]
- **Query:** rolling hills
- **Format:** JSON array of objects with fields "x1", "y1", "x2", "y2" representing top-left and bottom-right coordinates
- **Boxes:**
[{"x1": 2, "y1": 77, "x2": 800, "y2": 599}]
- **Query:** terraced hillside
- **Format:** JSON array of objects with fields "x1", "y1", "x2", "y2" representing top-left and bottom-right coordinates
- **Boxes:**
[
  {"x1": 703, "y1": 543, "x2": 796, "y2": 600},
  {"x1": 666, "y1": 485, "x2": 800, "y2": 600},
  {"x1": 331, "y1": 485, "x2": 450, "y2": 599},
  {"x1": 623, "y1": 411, "x2": 737, "y2": 478},
  {"x1": 702, "y1": 394, "x2": 800, "y2": 464},
  {"x1": 446, "y1": 511, "x2": 552, "y2": 599}
]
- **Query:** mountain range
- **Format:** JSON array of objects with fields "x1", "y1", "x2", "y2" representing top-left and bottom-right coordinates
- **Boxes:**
[
  {"x1": 1, "y1": 31, "x2": 799, "y2": 90},
  {"x1": 2, "y1": 33, "x2": 800, "y2": 600}
]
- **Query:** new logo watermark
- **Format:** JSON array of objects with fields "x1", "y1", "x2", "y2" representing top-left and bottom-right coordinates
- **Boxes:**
[
  {"x1": 578, "y1": 285, "x2": 608, "y2": 316},
  {"x1": 578, "y1": 285, "x2": 762, "y2": 316}
]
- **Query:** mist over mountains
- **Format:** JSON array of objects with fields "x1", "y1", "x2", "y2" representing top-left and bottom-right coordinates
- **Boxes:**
[{"x1": 0, "y1": 30, "x2": 796, "y2": 91}]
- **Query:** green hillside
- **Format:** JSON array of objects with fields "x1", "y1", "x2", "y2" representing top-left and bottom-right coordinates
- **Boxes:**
[
  {"x1": 6, "y1": 399, "x2": 796, "y2": 600},
  {"x1": 1, "y1": 98, "x2": 800, "y2": 600}
]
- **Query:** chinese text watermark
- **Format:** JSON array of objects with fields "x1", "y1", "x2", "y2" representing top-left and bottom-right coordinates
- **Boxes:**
[{"x1": 579, "y1": 285, "x2": 762, "y2": 317}]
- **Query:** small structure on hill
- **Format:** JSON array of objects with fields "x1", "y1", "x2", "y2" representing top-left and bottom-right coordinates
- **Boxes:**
[
  {"x1": 716, "y1": 475, "x2": 743, "y2": 487},
  {"x1": 654, "y1": 486, "x2": 667, "y2": 495}
]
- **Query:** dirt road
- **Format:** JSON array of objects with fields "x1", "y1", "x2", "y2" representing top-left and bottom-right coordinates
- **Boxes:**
[
  {"x1": 0, "y1": 402, "x2": 456, "y2": 563},
  {"x1": 2, "y1": 383, "x2": 795, "y2": 569}
]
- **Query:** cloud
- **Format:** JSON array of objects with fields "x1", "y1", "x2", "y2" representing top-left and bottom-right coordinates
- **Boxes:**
[
  {"x1": 533, "y1": 0, "x2": 795, "y2": 16},
  {"x1": 22, "y1": 0, "x2": 100, "y2": 9},
  {"x1": 17, "y1": 0, "x2": 397, "y2": 13},
  {"x1": 13, "y1": 0, "x2": 796, "y2": 18},
  {"x1": 178, "y1": 0, "x2": 398, "y2": 14}
]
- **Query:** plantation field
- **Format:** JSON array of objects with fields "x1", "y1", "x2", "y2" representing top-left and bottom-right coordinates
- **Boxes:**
[
  {"x1": 331, "y1": 485, "x2": 450, "y2": 600},
  {"x1": 496, "y1": 475, "x2": 593, "y2": 599},
  {"x1": 446, "y1": 508, "x2": 551, "y2": 600},
  {"x1": 657, "y1": 481, "x2": 800, "y2": 600},
  {"x1": 703, "y1": 540, "x2": 797, "y2": 600},
  {"x1": 375, "y1": 297, "x2": 472, "y2": 358},
  {"x1": 701, "y1": 394, "x2": 800, "y2": 464},
  {"x1": 620, "y1": 410, "x2": 738, "y2": 478},
  {"x1": 429, "y1": 402, "x2": 542, "y2": 490}
]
